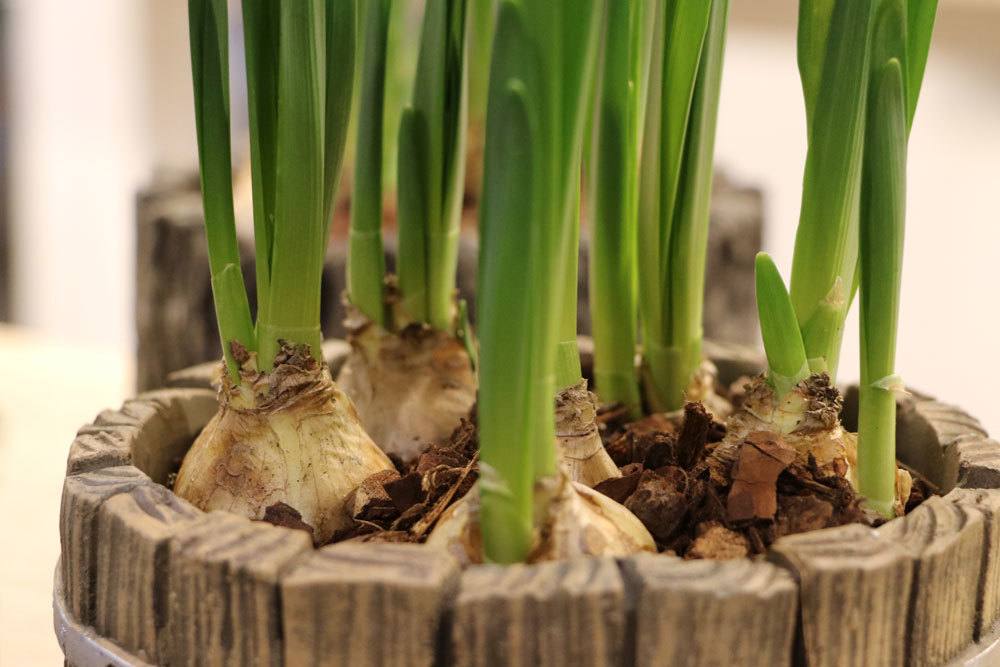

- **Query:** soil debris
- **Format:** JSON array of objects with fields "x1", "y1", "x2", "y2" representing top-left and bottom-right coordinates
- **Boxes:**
[
  {"x1": 261, "y1": 502, "x2": 315, "y2": 539},
  {"x1": 589, "y1": 387, "x2": 922, "y2": 558},
  {"x1": 687, "y1": 521, "x2": 749, "y2": 560},
  {"x1": 322, "y1": 411, "x2": 480, "y2": 546},
  {"x1": 726, "y1": 431, "x2": 797, "y2": 522}
]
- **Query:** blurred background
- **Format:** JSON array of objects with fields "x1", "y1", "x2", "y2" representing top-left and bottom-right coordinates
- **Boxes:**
[{"x1": 0, "y1": 0, "x2": 998, "y2": 663}]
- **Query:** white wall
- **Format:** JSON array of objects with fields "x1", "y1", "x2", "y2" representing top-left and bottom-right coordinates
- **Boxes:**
[
  {"x1": 718, "y1": 0, "x2": 1000, "y2": 435},
  {"x1": 6, "y1": 0, "x2": 999, "y2": 432},
  {"x1": 8, "y1": 0, "x2": 147, "y2": 351},
  {"x1": 7, "y1": 0, "x2": 196, "y2": 355}
]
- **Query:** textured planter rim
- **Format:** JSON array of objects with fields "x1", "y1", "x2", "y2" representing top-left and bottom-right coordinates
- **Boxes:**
[{"x1": 56, "y1": 338, "x2": 1000, "y2": 667}]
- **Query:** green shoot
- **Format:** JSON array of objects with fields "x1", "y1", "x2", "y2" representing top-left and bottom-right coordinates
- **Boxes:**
[
  {"x1": 397, "y1": 0, "x2": 469, "y2": 332},
  {"x1": 755, "y1": 253, "x2": 810, "y2": 399},
  {"x1": 858, "y1": 57, "x2": 905, "y2": 519},
  {"x1": 858, "y1": 0, "x2": 937, "y2": 518},
  {"x1": 477, "y1": 0, "x2": 602, "y2": 563},
  {"x1": 468, "y1": 0, "x2": 496, "y2": 132},
  {"x1": 555, "y1": 191, "x2": 584, "y2": 390},
  {"x1": 241, "y1": 0, "x2": 278, "y2": 319},
  {"x1": 190, "y1": 0, "x2": 356, "y2": 374},
  {"x1": 189, "y1": 0, "x2": 254, "y2": 380},
  {"x1": 587, "y1": 0, "x2": 654, "y2": 417},
  {"x1": 638, "y1": 0, "x2": 730, "y2": 412},
  {"x1": 788, "y1": 0, "x2": 876, "y2": 379},
  {"x1": 348, "y1": 0, "x2": 392, "y2": 326},
  {"x1": 790, "y1": 0, "x2": 937, "y2": 381},
  {"x1": 256, "y1": 2, "x2": 331, "y2": 368}
]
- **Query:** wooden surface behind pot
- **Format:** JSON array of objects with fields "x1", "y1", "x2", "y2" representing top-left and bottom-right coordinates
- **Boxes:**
[{"x1": 60, "y1": 342, "x2": 1000, "y2": 667}]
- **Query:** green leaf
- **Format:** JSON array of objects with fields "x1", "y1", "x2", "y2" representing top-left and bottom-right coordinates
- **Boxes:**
[
  {"x1": 857, "y1": 57, "x2": 906, "y2": 518},
  {"x1": 755, "y1": 253, "x2": 810, "y2": 397},
  {"x1": 397, "y1": 0, "x2": 469, "y2": 332},
  {"x1": 655, "y1": 1, "x2": 713, "y2": 296},
  {"x1": 211, "y1": 263, "x2": 257, "y2": 377},
  {"x1": 349, "y1": 0, "x2": 392, "y2": 326},
  {"x1": 789, "y1": 0, "x2": 876, "y2": 380},
  {"x1": 587, "y1": 0, "x2": 646, "y2": 417},
  {"x1": 188, "y1": 0, "x2": 254, "y2": 378},
  {"x1": 477, "y1": 77, "x2": 538, "y2": 564},
  {"x1": 639, "y1": 0, "x2": 730, "y2": 411},
  {"x1": 258, "y1": 0, "x2": 328, "y2": 368},
  {"x1": 241, "y1": 0, "x2": 280, "y2": 317},
  {"x1": 396, "y1": 106, "x2": 430, "y2": 324},
  {"x1": 904, "y1": 0, "x2": 937, "y2": 129},
  {"x1": 323, "y1": 0, "x2": 358, "y2": 233},
  {"x1": 797, "y1": 0, "x2": 835, "y2": 132},
  {"x1": 477, "y1": 0, "x2": 602, "y2": 563}
]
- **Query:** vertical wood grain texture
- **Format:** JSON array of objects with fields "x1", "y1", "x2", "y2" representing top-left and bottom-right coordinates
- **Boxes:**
[
  {"x1": 621, "y1": 554, "x2": 796, "y2": 667},
  {"x1": 450, "y1": 558, "x2": 625, "y2": 667},
  {"x1": 282, "y1": 542, "x2": 459, "y2": 667}
]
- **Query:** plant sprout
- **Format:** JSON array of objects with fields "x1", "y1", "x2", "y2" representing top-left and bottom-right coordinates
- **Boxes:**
[
  {"x1": 348, "y1": 0, "x2": 392, "y2": 327},
  {"x1": 432, "y1": 0, "x2": 653, "y2": 564},
  {"x1": 175, "y1": 0, "x2": 393, "y2": 543},
  {"x1": 339, "y1": 0, "x2": 476, "y2": 462},
  {"x1": 587, "y1": 0, "x2": 654, "y2": 419},
  {"x1": 396, "y1": 0, "x2": 468, "y2": 333},
  {"x1": 637, "y1": 0, "x2": 730, "y2": 413},
  {"x1": 858, "y1": 0, "x2": 936, "y2": 517},
  {"x1": 753, "y1": 0, "x2": 936, "y2": 517},
  {"x1": 789, "y1": 0, "x2": 935, "y2": 380}
]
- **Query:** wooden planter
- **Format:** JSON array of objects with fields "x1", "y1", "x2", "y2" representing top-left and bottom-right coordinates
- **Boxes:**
[{"x1": 57, "y1": 341, "x2": 1000, "y2": 667}]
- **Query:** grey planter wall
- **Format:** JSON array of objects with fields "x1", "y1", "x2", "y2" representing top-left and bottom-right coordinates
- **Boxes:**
[{"x1": 57, "y1": 340, "x2": 1000, "y2": 667}]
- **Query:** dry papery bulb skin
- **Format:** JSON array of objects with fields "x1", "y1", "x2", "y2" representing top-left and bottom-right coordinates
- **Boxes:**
[
  {"x1": 556, "y1": 380, "x2": 621, "y2": 487},
  {"x1": 718, "y1": 373, "x2": 911, "y2": 515},
  {"x1": 337, "y1": 306, "x2": 476, "y2": 463},
  {"x1": 174, "y1": 342, "x2": 395, "y2": 544},
  {"x1": 427, "y1": 470, "x2": 656, "y2": 567}
]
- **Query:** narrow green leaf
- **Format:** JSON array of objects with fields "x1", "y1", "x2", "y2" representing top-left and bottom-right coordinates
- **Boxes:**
[
  {"x1": 241, "y1": 0, "x2": 280, "y2": 318},
  {"x1": 211, "y1": 263, "x2": 257, "y2": 376},
  {"x1": 662, "y1": 0, "x2": 729, "y2": 403},
  {"x1": 789, "y1": 0, "x2": 876, "y2": 380},
  {"x1": 468, "y1": 0, "x2": 496, "y2": 129},
  {"x1": 322, "y1": 0, "x2": 358, "y2": 233},
  {"x1": 348, "y1": 0, "x2": 391, "y2": 326},
  {"x1": 797, "y1": 0, "x2": 835, "y2": 132},
  {"x1": 555, "y1": 177, "x2": 582, "y2": 391},
  {"x1": 858, "y1": 57, "x2": 906, "y2": 519},
  {"x1": 587, "y1": 0, "x2": 646, "y2": 417},
  {"x1": 477, "y1": 76, "x2": 538, "y2": 564},
  {"x1": 188, "y1": 0, "x2": 254, "y2": 379},
  {"x1": 640, "y1": 0, "x2": 729, "y2": 411},
  {"x1": 258, "y1": 0, "x2": 327, "y2": 368},
  {"x1": 904, "y1": 0, "x2": 937, "y2": 129},
  {"x1": 396, "y1": 107, "x2": 430, "y2": 324},
  {"x1": 655, "y1": 1, "x2": 712, "y2": 297},
  {"x1": 477, "y1": 0, "x2": 602, "y2": 563},
  {"x1": 638, "y1": 0, "x2": 667, "y2": 349},
  {"x1": 398, "y1": 0, "x2": 469, "y2": 332},
  {"x1": 755, "y1": 253, "x2": 810, "y2": 397}
]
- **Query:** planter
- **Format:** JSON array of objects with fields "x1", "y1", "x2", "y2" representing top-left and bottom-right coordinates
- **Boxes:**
[
  {"x1": 134, "y1": 171, "x2": 762, "y2": 390},
  {"x1": 57, "y1": 340, "x2": 1000, "y2": 666}
]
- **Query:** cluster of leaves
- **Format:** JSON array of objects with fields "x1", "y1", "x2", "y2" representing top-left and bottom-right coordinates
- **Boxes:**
[
  {"x1": 755, "y1": 0, "x2": 936, "y2": 516},
  {"x1": 349, "y1": 0, "x2": 469, "y2": 335},
  {"x1": 190, "y1": 0, "x2": 355, "y2": 376}
]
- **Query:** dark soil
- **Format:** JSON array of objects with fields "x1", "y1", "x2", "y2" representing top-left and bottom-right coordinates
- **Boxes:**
[
  {"x1": 594, "y1": 400, "x2": 936, "y2": 559},
  {"x1": 256, "y1": 389, "x2": 934, "y2": 557}
]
